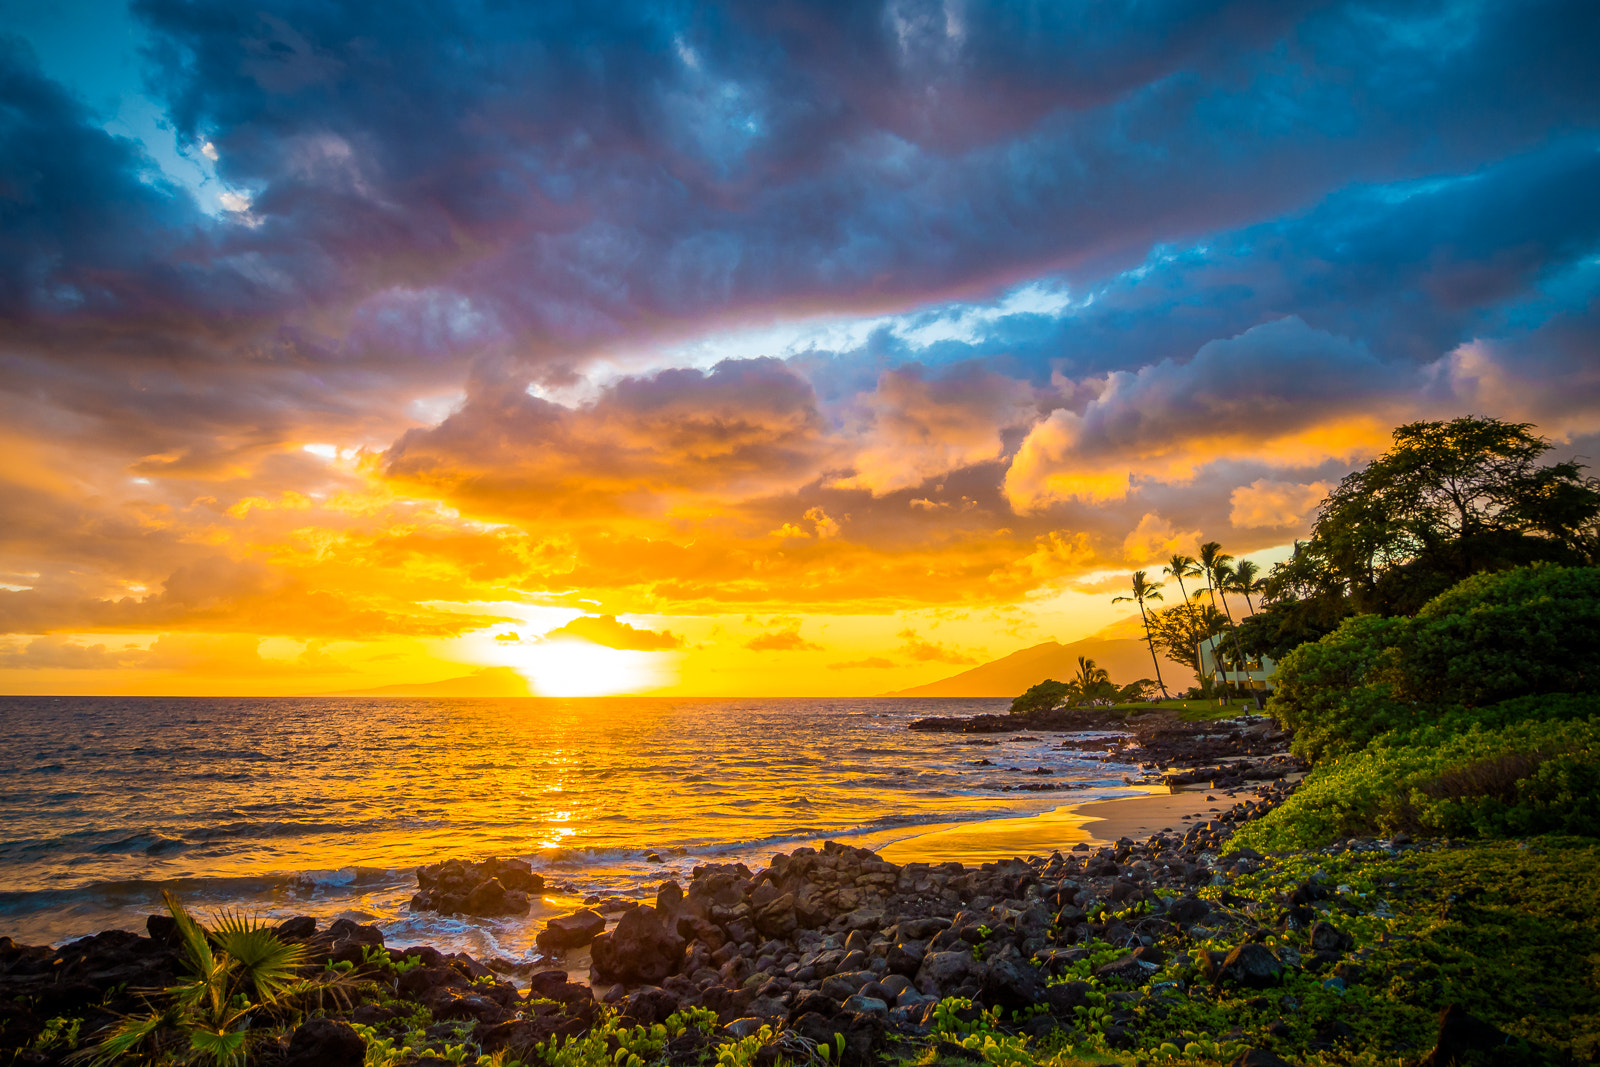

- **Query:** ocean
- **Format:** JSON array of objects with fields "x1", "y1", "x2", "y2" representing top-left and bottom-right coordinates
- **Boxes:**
[{"x1": 0, "y1": 696, "x2": 1146, "y2": 961}]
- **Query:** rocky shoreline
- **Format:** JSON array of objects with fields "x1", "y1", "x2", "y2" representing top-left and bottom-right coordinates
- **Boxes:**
[{"x1": 3, "y1": 711, "x2": 1494, "y2": 1067}]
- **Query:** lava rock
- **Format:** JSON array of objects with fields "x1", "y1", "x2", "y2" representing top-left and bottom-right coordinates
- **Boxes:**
[
  {"x1": 537, "y1": 909, "x2": 607, "y2": 952},
  {"x1": 1215, "y1": 943, "x2": 1284, "y2": 988},
  {"x1": 1419, "y1": 1004, "x2": 1513, "y2": 1066},
  {"x1": 282, "y1": 1018, "x2": 365, "y2": 1067},
  {"x1": 590, "y1": 905, "x2": 687, "y2": 985}
]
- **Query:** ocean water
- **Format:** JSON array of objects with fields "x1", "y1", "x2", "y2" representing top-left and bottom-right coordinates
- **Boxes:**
[{"x1": 0, "y1": 696, "x2": 1144, "y2": 960}]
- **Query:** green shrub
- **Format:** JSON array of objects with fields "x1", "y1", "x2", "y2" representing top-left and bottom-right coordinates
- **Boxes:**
[
  {"x1": 1397, "y1": 563, "x2": 1600, "y2": 707},
  {"x1": 1232, "y1": 710, "x2": 1600, "y2": 850},
  {"x1": 1265, "y1": 614, "x2": 1411, "y2": 761},
  {"x1": 1267, "y1": 565, "x2": 1600, "y2": 761}
]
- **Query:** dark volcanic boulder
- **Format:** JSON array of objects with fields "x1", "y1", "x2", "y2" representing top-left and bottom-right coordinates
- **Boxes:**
[
  {"x1": 915, "y1": 950, "x2": 980, "y2": 997},
  {"x1": 590, "y1": 904, "x2": 686, "y2": 984},
  {"x1": 620, "y1": 985, "x2": 682, "y2": 1025},
  {"x1": 1214, "y1": 943, "x2": 1284, "y2": 988},
  {"x1": 412, "y1": 857, "x2": 544, "y2": 916},
  {"x1": 885, "y1": 939, "x2": 926, "y2": 977},
  {"x1": 753, "y1": 892, "x2": 798, "y2": 938},
  {"x1": 980, "y1": 945, "x2": 1045, "y2": 1010},
  {"x1": 463, "y1": 877, "x2": 530, "y2": 917},
  {"x1": 537, "y1": 909, "x2": 607, "y2": 951},
  {"x1": 275, "y1": 915, "x2": 317, "y2": 940},
  {"x1": 1310, "y1": 921, "x2": 1354, "y2": 954},
  {"x1": 282, "y1": 1018, "x2": 365, "y2": 1067},
  {"x1": 1094, "y1": 951, "x2": 1158, "y2": 986},
  {"x1": 1419, "y1": 1004, "x2": 1513, "y2": 1066},
  {"x1": 1166, "y1": 895, "x2": 1211, "y2": 925}
]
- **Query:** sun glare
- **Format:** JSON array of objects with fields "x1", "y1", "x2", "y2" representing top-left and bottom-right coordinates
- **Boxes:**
[{"x1": 498, "y1": 639, "x2": 672, "y2": 697}]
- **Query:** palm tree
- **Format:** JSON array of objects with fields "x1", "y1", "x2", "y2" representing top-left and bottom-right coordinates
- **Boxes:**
[
  {"x1": 1112, "y1": 570, "x2": 1170, "y2": 700},
  {"x1": 1073, "y1": 655, "x2": 1110, "y2": 698},
  {"x1": 1163, "y1": 553, "x2": 1200, "y2": 603},
  {"x1": 1229, "y1": 559, "x2": 1265, "y2": 615},
  {"x1": 1164, "y1": 552, "x2": 1205, "y2": 666},
  {"x1": 1201, "y1": 545, "x2": 1262, "y2": 708}
]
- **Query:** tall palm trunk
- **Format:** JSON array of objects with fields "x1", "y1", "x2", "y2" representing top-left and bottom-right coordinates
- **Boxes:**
[
  {"x1": 1200, "y1": 567, "x2": 1229, "y2": 701},
  {"x1": 1137, "y1": 598, "x2": 1169, "y2": 700},
  {"x1": 1214, "y1": 585, "x2": 1263, "y2": 709}
]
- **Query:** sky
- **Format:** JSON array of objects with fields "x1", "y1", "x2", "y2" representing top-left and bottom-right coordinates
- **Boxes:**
[{"x1": 0, "y1": 0, "x2": 1596, "y2": 697}]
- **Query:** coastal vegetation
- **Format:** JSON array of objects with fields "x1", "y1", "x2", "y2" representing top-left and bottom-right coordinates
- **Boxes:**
[{"x1": 1237, "y1": 416, "x2": 1600, "y2": 663}]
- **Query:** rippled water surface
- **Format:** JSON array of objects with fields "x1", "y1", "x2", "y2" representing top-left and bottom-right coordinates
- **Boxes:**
[{"x1": 0, "y1": 696, "x2": 1138, "y2": 956}]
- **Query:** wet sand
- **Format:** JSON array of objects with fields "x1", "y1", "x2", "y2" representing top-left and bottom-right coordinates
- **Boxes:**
[{"x1": 877, "y1": 789, "x2": 1234, "y2": 866}]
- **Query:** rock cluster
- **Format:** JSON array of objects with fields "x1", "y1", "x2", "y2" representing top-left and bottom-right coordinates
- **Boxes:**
[
  {"x1": 410, "y1": 856, "x2": 544, "y2": 917},
  {"x1": 0, "y1": 911, "x2": 601, "y2": 1066},
  {"x1": 499, "y1": 777, "x2": 1384, "y2": 1063}
]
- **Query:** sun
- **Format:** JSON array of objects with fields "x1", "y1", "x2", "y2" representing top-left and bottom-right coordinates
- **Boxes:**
[{"x1": 495, "y1": 638, "x2": 672, "y2": 697}]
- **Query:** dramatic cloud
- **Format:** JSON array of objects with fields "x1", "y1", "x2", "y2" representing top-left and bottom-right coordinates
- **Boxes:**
[{"x1": 1, "y1": 0, "x2": 1596, "y2": 694}]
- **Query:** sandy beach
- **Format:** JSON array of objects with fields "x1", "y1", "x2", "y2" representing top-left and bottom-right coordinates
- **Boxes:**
[{"x1": 876, "y1": 787, "x2": 1242, "y2": 866}]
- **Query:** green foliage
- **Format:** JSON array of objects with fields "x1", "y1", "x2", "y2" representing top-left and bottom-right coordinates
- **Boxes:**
[
  {"x1": 32, "y1": 1016, "x2": 83, "y2": 1052},
  {"x1": 928, "y1": 998, "x2": 1036, "y2": 1067},
  {"x1": 713, "y1": 1024, "x2": 775, "y2": 1067},
  {"x1": 1010, "y1": 679, "x2": 1078, "y2": 715},
  {"x1": 1251, "y1": 416, "x2": 1600, "y2": 658},
  {"x1": 1267, "y1": 614, "x2": 1412, "y2": 761},
  {"x1": 75, "y1": 893, "x2": 316, "y2": 1066},
  {"x1": 1395, "y1": 563, "x2": 1600, "y2": 707},
  {"x1": 1234, "y1": 713, "x2": 1600, "y2": 850},
  {"x1": 533, "y1": 1009, "x2": 719, "y2": 1067},
  {"x1": 1267, "y1": 565, "x2": 1600, "y2": 761}
]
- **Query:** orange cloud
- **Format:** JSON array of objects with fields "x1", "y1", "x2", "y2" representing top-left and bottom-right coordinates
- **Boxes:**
[
  {"x1": 1228, "y1": 479, "x2": 1331, "y2": 529},
  {"x1": 745, "y1": 626, "x2": 824, "y2": 652},
  {"x1": 896, "y1": 628, "x2": 979, "y2": 664},
  {"x1": 542, "y1": 614, "x2": 684, "y2": 650}
]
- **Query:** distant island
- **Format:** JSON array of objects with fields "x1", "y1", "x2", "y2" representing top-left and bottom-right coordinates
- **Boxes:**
[
  {"x1": 884, "y1": 631, "x2": 1196, "y2": 699},
  {"x1": 331, "y1": 666, "x2": 534, "y2": 698}
]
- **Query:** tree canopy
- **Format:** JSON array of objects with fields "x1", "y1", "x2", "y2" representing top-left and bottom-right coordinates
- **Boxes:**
[{"x1": 1239, "y1": 416, "x2": 1600, "y2": 660}]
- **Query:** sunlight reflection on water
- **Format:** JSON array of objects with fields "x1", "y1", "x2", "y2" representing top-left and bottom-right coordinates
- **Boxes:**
[{"x1": 0, "y1": 696, "x2": 1142, "y2": 954}]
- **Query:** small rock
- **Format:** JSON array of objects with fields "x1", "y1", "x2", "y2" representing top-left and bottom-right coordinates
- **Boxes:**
[
  {"x1": 282, "y1": 1018, "x2": 365, "y2": 1067},
  {"x1": 1215, "y1": 943, "x2": 1283, "y2": 988},
  {"x1": 841, "y1": 994, "x2": 889, "y2": 1016}
]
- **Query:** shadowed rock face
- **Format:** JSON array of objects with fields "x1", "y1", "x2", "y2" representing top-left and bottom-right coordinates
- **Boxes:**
[
  {"x1": 589, "y1": 904, "x2": 687, "y2": 985},
  {"x1": 411, "y1": 857, "x2": 543, "y2": 917},
  {"x1": 536, "y1": 908, "x2": 607, "y2": 951}
]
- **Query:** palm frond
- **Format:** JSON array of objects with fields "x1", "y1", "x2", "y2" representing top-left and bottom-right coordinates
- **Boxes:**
[
  {"x1": 210, "y1": 923, "x2": 308, "y2": 1003},
  {"x1": 162, "y1": 891, "x2": 217, "y2": 987},
  {"x1": 68, "y1": 1005, "x2": 183, "y2": 1066},
  {"x1": 188, "y1": 1026, "x2": 250, "y2": 1067}
]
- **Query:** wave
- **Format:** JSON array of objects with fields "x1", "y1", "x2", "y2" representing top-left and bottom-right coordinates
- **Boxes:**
[{"x1": 0, "y1": 864, "x2": 415, "y2": 916}]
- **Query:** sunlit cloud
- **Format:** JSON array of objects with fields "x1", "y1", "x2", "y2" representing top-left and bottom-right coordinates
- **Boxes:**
[{"x1": 1, "y1": 1, "x2": 1596, "y2": 695}]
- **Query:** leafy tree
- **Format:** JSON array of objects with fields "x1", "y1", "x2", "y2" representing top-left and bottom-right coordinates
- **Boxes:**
[
  {"x1": 1146, "y1": 601, "x2": 1228, "y2": 674},
  {"x1": 1259, "y1": 417, "x2": 1600, "y2": 648},
  {"x1": 1114, "y1": 678, "x2": 1161, "y2": 703},
  {"x1": 1111, "y1": 571, "x2": 1170, "y2": 699},
  {"x1": 1009, "y1": 678, "x2": 1078, "y2": 716}
]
